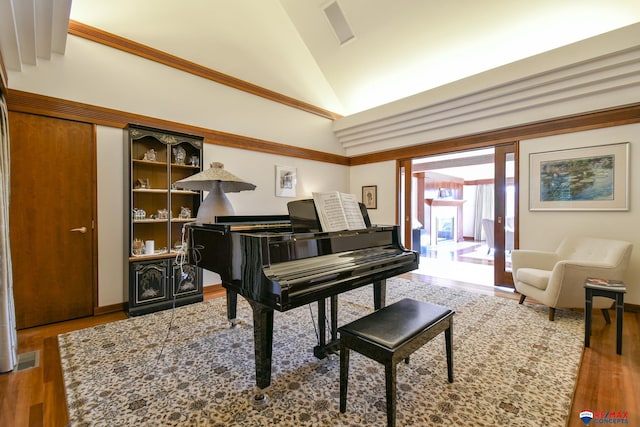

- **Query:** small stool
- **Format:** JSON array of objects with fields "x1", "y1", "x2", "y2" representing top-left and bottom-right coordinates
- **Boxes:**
[
  {"x1": 338, "y1": 298, "x2": 454, "y2": 427},
  {"x1": 584, "y1": 279, "x2": 626, "y2": 355}
]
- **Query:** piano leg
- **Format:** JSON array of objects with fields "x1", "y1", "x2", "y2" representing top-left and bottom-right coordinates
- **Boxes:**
[
  {"x1": 317, "y1": 298, "x2": 327, "y2": 350},
  {"x1": 226, "y1": 289, "x2": 238, "y2": 327},
  {"x1": 330, "y1": 295, "x2": 338, "y2": 344},
  {"x1": 247, "y1": 299, "x2": 274, "y2": 402},
  {"x1": 373, "y1": 279, "x2": 387, "y2": 310},
  {"x1": 313, "y1": 296, "x2": 340, "y2": 359}
]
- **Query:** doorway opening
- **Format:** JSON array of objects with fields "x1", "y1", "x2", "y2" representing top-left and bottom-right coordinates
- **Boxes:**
[{"x1": 402, "y1": 146, "x2": 516, "y2": 288}]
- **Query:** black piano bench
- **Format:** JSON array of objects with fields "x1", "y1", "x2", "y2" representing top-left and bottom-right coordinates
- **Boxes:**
[{"x1": 338, "y1": 298, "x2": 454, "y2": 427}]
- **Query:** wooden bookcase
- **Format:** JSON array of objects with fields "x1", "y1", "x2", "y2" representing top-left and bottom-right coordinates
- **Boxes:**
[{"x1": 125, "y1": 125, "x2": 204, "y2": 316}]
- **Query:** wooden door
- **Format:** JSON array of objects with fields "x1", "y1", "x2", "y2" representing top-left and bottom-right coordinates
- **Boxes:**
[{"x1": 9, "y1": 112, "x2": 95, "y2": 329}]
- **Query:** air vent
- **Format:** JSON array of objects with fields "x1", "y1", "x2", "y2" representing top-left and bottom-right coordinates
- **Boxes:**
[
  {"x1": 15, "y1": 350, "x2": 40, "y2": 372},
  {"x1": 323, "y1": 1, "x2": 355, "y2": 45}
]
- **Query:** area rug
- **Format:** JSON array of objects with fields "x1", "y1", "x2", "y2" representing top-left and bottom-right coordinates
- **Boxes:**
[{"x1": 59, "y1": 278, "x2": 584, "y2": 426}]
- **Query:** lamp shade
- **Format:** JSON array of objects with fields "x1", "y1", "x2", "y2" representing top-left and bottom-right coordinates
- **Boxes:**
[
  {"x1": 174, "y1": 162, "x2": 256, "y2": 193},
  {"x1": 174, "y1": 162, "x2": 256, "y2": 223}
]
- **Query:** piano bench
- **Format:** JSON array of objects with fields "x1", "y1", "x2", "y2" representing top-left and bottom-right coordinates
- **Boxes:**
[{"x1": 338, "y1": 298, "x2": 454, "y2": 427}]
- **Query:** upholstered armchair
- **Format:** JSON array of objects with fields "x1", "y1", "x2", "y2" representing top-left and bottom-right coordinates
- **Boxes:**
[
  {"x1": 481, "y1": 218, "x2": 514, "y2": 254},
  {"x1": 511, "y1": 236, "x2": 632, "y2": 321}
]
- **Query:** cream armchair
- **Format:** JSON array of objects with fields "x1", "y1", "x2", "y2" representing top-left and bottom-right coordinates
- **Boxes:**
[
  {"x1": 481, "y1": 218, "x2": 514, "y2": 254},
  {"x1": 511, "y1": 236, "x2": 632, "y2": 321}
]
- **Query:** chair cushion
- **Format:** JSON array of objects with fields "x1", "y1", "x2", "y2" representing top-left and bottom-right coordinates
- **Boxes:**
[
  {"x1": 517, "y1": 268, "x2": 551, "y2": 290},
  {"x1": 338, "y1": 298, "x2": 452, "y2": 350}
]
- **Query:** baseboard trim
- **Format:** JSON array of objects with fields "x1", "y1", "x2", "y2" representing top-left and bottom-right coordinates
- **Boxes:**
[
  {"x1": 94, "y1": 285, "x2": 222, "y2": 316},
  {"x1": 94, "y1": 302, "x2": 126, "y2": 315},
  {"x1": 625, "y1": 302, "x2": 640, "y2": 313}
]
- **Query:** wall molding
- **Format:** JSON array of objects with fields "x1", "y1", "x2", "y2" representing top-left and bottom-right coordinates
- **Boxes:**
[
  {"x1": 6, "y1": 89, "x2": 350, "y2": 166},
  {"x1": 348, "y1": 102, "x2": 640, "y2": 165},
  {"x1": 68, "y1": 20, "x2": 342, "y2": 121},
  {"x1": 335, "y1": 34, "x2": 640, "y2": 157}
]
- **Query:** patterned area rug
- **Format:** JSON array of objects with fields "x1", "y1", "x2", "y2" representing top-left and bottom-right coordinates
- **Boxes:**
[{"x1": 59, "y1": 278, "x2": 584, "y2": 426}]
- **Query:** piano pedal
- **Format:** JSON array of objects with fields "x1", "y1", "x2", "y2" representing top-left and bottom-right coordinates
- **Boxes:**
[{"x1": 229, "y1": 318, "x2": 238, "y2": 328}]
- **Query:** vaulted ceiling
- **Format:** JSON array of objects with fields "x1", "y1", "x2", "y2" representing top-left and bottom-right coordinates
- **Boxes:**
[{"x1": 1, "y1": 0, "x2": 639, "y2": 116}]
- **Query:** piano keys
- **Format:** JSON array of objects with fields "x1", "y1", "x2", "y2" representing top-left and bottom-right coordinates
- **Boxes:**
[{"x1": 184, "y1": 209, "x2": 419, "y2": 396}]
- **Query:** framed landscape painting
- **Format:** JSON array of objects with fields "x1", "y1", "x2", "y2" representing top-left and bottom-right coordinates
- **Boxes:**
[{"x1": 529, "y1": 142, "x2": 629, "y2": 211}]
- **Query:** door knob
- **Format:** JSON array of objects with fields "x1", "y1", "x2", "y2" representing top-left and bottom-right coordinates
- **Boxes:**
[{"x1": 70, "y1": 227, "x2": 87, "y2": 233}]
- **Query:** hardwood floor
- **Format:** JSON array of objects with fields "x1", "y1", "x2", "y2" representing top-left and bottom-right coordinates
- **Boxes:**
[{"x1": 1, "y1": 278, "x2": 637, "y2": 427}]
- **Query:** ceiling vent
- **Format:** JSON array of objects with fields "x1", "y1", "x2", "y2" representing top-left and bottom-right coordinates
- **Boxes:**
[{"x1": 323, "y1": 1, "x2": 355, "y2": 45}]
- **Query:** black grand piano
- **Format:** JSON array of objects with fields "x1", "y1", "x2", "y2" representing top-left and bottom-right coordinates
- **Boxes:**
[{"x1": 184, "y1": 200, "x2": 418, "y2": 398}]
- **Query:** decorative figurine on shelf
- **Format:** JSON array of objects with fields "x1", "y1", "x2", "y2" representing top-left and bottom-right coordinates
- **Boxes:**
[
  {"x1": 142, "y1": 148, "x2": 157, "y2": 161},
  {"x1": 134, "y1": 178, "x2": 149, "y2": 189},
  {"x1": 133, "y1": 208, "x2": 146, "y2": 220},
  {"x1": 189, "y1": 155, "x2": 199, "y2": 167},
  {"x1": 173, "y1": 146, "x2": 186, "y2": 165},
  {"x1": 179, "y1": 207, "x2": 191, "y2": 219},
  {"x1": 132, "y1": 238, "x2": 145, "y2": 256}
]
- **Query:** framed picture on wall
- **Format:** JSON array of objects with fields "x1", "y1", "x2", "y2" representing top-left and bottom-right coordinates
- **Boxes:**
[
  {"x1": 362, "y1": 185, "x2": 377, "y2": 209},
  {"x1": 275, "y1": 165, "x2": 297, "y2": 197},
  {"x1": 438, "y1": 188, "x2": 453, "y2": 199},
  {"x1": 529, "y1": 142, "x2": 629, "y2": 211}
]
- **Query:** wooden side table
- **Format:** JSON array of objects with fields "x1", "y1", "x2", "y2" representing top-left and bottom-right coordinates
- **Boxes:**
[{"x1": 584, "y1": 279, "x2": 626, "y2": 355}]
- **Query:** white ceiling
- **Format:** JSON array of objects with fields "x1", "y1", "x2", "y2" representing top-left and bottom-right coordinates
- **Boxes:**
[{"x1": 2, "y1": 0, "x2": 640, "y2": 116}]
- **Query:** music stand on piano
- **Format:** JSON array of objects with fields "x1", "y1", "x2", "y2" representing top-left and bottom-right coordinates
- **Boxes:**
[{"x1": 287, "y1": 199, "x2": 371, "y2": 233}]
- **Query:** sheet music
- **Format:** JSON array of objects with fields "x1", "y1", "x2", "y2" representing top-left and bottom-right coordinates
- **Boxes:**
[{"x1": 312, "y1": 191, "x2": 367, "y2": 232}]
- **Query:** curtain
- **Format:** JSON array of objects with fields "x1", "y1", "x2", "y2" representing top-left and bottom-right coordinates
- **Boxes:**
[
  {"x1": 473, "y1": 184, "x2": 494, "y2": 241},
  {"x1": 0, "y1": 91, "x2": 17, "y2": 373}
]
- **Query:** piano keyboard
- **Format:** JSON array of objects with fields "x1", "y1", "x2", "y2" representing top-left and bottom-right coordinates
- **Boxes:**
[{"x1": 263, "y1": 247, "x2": 414, "y2": 287}]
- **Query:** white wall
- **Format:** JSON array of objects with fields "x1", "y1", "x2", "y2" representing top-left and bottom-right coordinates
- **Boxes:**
[
  {"x1": 96, "y1": 126, "x2": 125, "y2": 306},
  {"x1": 7, "y1": 35, "x2": 344, "y2": 157},
  {"x1": 349, "y1": 161, "x2": 397, "y2": 226},
  {"x1": 519, "y1": 123, "x2": 640, "y2": 305}
]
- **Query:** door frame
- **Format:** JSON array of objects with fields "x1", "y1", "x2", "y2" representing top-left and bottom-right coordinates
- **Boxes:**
[
  {"x1": 493, "y1": 142, "x2": 517, "y2": 286},
  {"x1": 398, "y1": 141, "x2": 519, "y2": 287}
]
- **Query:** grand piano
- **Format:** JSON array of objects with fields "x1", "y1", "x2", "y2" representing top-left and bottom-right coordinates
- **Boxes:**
[{"x1": 184, "y1": 200, "x2": 418, "y2": 398}]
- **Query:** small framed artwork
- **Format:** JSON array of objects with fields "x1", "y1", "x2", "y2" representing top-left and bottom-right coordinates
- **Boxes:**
[
  {"x1": 438, "y1": 188, "x2": 453, "y2": 199},
  {"x1": 529, "y1": 142, "x2": 629, "y2": 211},
  {"x1": 362, "y1": 185, "x2": 377, "y2": 209},
  {"x1": 275, "y1": 165, "x2": 297, "y2": 197}
]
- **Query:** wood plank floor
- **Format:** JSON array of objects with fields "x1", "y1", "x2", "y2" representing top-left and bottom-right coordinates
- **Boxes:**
[{"x1": 1, "y1": 276, "x2": 638, "y2": 427}]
